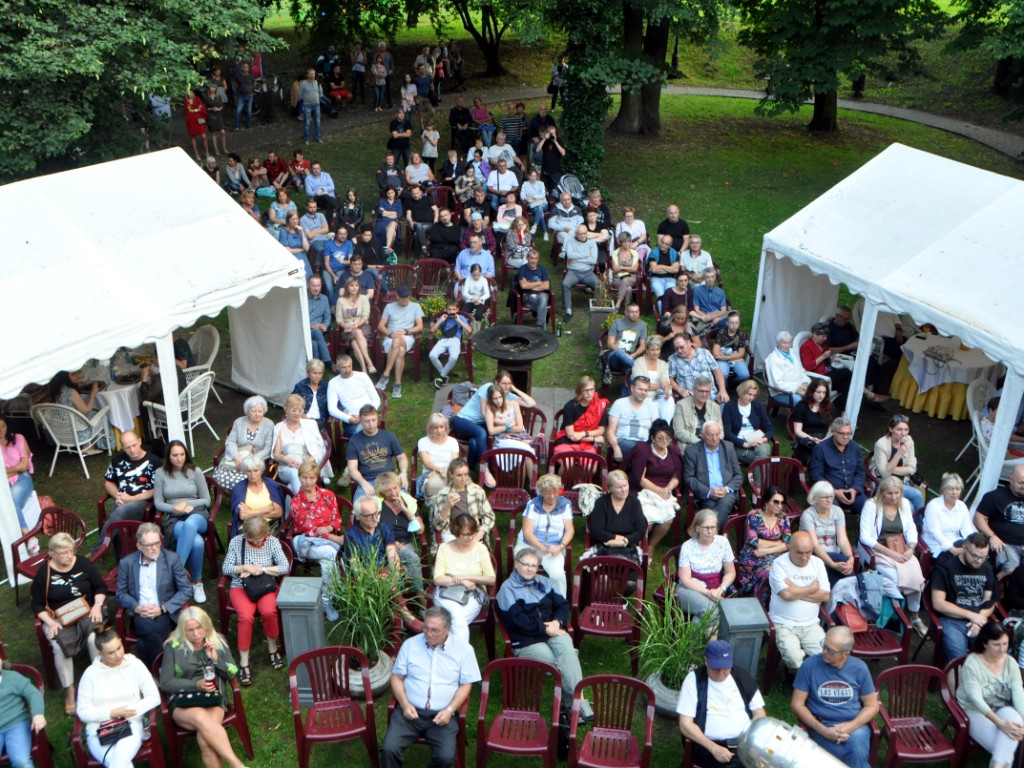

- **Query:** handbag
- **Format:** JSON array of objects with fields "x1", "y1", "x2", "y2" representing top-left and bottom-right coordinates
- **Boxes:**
[
  {"x1": 884, "y1": 534, "x2": 908, "y2": 555},
  {"x1": 97, "y1": 718, "x2": 132, "y2": 746},
  {"x1": 168, "y1": 689, "x2": 223, "y2": 712},
  {"x1": 546, "y1": 82, "x2": 557, "y2": 94},
  {"x1": 240, "y1": 541, "x2": 277, "y2": 602},
  {"x1": 44, "y1": 562, "x2": 91, "y2": 627},
  {"x1": 438, "y1": 584, "x2": 470, "y2": 605},
  {"x1": 835, "y1": 602, "x2": 869, "y2": 633}
]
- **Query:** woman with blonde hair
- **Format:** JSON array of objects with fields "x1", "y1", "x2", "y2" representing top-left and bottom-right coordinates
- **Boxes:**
[
  {"x1": 272, "y1": 393, "x2": 330, "y2": 500},
  {"x1": 416, "y1": 414, "x2": 459, "y2": 499},
  {"x1": 290, "y1": 460, "x2": 344, "y2": 621},
  {"x1": 514, "y1": 474, "x2": 574, "y2": 596}
]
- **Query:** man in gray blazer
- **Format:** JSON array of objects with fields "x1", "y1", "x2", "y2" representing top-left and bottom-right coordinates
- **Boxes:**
[
  {"x1": 116, "y1": 522, "x2": 193, "y2": 669},
  {"x1": 683, "y1": 421, "x2": 743, "y2": 528}
]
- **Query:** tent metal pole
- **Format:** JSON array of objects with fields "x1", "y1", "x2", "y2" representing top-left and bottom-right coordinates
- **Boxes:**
[
  {"x1": 972, "y1": 372, "x2": 1024, "y2": 509},
  {"x1": 845, "y1": 301, "x2": 879, "y2": 433},
  {"x1": 155, "y1": 333, "x2": 185, "y2": 443}
]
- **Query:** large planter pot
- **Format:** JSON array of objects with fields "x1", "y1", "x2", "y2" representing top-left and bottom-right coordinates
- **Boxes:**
[
  {"x1": 349, "y1": 653, "x2": 394, "y2": 700},
  {"x1": 589, "y1": 300, "x2": 616, "y2": 344},
  {"x1": 645, "y1": 672, "x2": 682, "y2": 720}
]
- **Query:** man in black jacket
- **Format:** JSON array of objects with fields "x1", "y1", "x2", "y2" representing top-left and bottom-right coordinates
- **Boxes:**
[{"x1": 427, "y1": 209, "x2": 463, "y2": 264}]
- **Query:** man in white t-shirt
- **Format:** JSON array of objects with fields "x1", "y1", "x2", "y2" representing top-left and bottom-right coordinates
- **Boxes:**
[
  {"x1": 606, "y1": 377, "x2": 660, "y2": 461},
  {"x1": 677, "y1": 640, "x2": 765, "y2": 768},
  {"x1": 769, "y1": 530, "x2": 830, "y2": 692},
  {"x1": 377, "y1": 286, "x2": 424, "y2": 400}
]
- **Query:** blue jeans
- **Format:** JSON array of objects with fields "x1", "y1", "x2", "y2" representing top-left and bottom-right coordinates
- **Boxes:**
[
  {"x1": 451, "y1": 415, "x2": 487, "y2": 470},
  {"x1": 10, "y1": 472, "x2": 34, "y2": 529},
  {"x1": 310, "y1": 328, "x2": 331, "y2": 364},
  {"x1": 940, "y1": 617, "x2": 970, "y2": 661},
  {"x1": 771, "y1": 391, "x2": 800, "y2": 408},
  {"x1": 902, "y1": 482, "x2": 924, "y2": 512},
  {"x1": 650, "y1": 276, "x2": 675, "y2": 299},
  {"x1": 528, "y1": 204, "x2": 548, "y2": 232},
  {"x1": 373, "y1": 84, "x2": 385, "y2": 109},
  {"x1": 608, "y1": 349, "x2": 635, "y2": 374},
  {"x1": 234, "y1": 94, "x2": 253, "y2": 128},
  {"x1": 0, "y1": 718, "x2": 33, "y2": 768},
  {"x1": 717, "y1": 359, "x2": 751, "y2": 383},
  {"x1": 174, "y1": 513, "x2": 209, "y2": 580},
  {"x1": 303, "y1": 103, "x2": 321, "y2": 142},
  {"x1": 810, "y1": 724, "x2": 871, "y2": 768}
]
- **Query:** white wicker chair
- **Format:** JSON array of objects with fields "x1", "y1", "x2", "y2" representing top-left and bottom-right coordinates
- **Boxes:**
[
  {"x1": 185, "y1": 324, "x2": 223, "y2": 403},
  {"x1": 30, "y1": 403, "x2": 112, "y2": 479},
  {"x1": 955, "y1": 377, "x2": 995, "y2": 463},
  {"x1": 964, "y1": 408, "x2": 1022, "y2": 502},
  {"x1": 143, "y1": 371, "x2": 219, "y2": 455}
]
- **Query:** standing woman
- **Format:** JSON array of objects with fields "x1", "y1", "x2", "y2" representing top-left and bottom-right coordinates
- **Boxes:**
[
  {"x1": 335, "y1": 277, "x2": 375, "y2": 375},
  {"x1": 549, "y1": 57, "x2": 568, "y2": 110},
  {"x1": 212, "y1": 396, "x2": 275, "y2": 492},
  {"x1": 183, "y1": 90, "x2": 209, "y2": 162},
  {"x1": 370, "y1": 54, "x2": 388, "y2": 112},
  {"x1": 1, "y1": 416, "x2": 35, "y2": 546},
  {"x1": 956, "y1": 621, "x2": 1024, "y2": 768},
  {"x1": 432, "y1": 513, "x2": 496, "y2": 644},
  {"x1": 514, "y1": 474, "x2": 574, "y2": 596},
  {"x1": 154, "y1": 440, "x2": 211, "y2": 601},
  {"x1": 871, "y1": 415, "x2": 925, "y2": 512},
  {"x1": 159, "y1": 607, "x2": 250, "y2": 768},
  {"x1": 737, "y1": 486, "x2": 792, "y2": 595},
  {"x1": 202, "y1": 85, "x2": 227, "y2": 156},
  {"x1": 791, "y1": 380, "x2": 832, "y2": 466},
  {"x1": 290, "y1": 460, "x2": 345, "y2": 622}
]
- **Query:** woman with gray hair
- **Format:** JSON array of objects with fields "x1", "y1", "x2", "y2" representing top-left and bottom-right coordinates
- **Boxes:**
[
  {"x1": 922, "y1": 472, "x2": 975, "y2": 558},
  {"x1": 229, "y1": 454, "x2": 285, "y2": 537},
  {"x1": 762, "y1": 331, "x2": 811, "y2": 408},
  {"x1": 800, "y1": 480, "x2": 855, "y2": 587},
  {"x1": 212, "y1": 395, "x2": 275, "y2": 491},
  {"x1": 292, "y1": 359, "x2": 329, "y2": 430},
  {"x1": 514, "y1": 474, "x2": 574, "y2": 596}
]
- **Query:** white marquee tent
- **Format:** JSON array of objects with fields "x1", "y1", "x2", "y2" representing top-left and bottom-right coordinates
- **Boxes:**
[
  {"x1": 750, "y1": 142, "x2": 1024, "y2": 506},
  {"x1": 0, "y1": 148, "x2": 312, "y2": 585}
]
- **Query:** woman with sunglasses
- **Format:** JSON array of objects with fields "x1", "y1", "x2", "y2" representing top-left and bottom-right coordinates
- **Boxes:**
[
  {"x1": 870, "y1": 414, "x2": 925, "y2": 512},
  {"x1": 737, "y1": 485, "x2": 792, "y2": 595}
]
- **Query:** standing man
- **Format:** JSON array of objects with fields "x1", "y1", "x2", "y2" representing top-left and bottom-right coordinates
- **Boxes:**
[
  {"x1": 326, "y1": 354, "x2": 380, "y2": 437},
  {"x1": 683, "y1": 422, "x2": 743, "y2": 528},
  {"x1": 808, "y1": 417, "x2": 866, "y2": 514},
  {"x1": 297, "y1": 68, "x2": 323, "y2": 145},
  {"x1": 449, "y1": 97, "x2": 475, "y2": 152},
  {"x1": 233, "y1": 62, "x2": 255, "y2": 130},
  {"x1": 346, "y1": 405, "x2": 408, "y2": 503},
  {"x1": 515, "y1": 248, "x2": 550, "y2": 329},
  {"x1": 606, "y1": 377, "x2": 660, "y2": 461},
  {"x1": 974, "y1": 465, "x2": 1024, "y2": 575},
  {"x1": 562, "y1": 224, "x2": 599, "y2": 323},
  {"x1": 304, "y1": 162, "x2": 338, "y2": 228},
  {"x1": 306, "y1": 275, "x2": 331, "y2": 365},
  {"x1": 350, "y1": 42, "x2": 367, "y2": 104},
  {"x1": 381, "y1": 606, "x2": 481, "y2": 768},
  {"x1": 656, "y1": 205, "x2": 690, "y2": 253},
  {"x1": 538, "y1": 126, "x2": 565, "y2": 191},
  {"x1": 92, "y1": 431, "x2": 160, "y2": 558},
  {"x1": 930, "y1": 531, "x2": 997, "y2": 660},
  {"x1": 791, "y1": 626, "x2": 878, "y2": 768},
  {"x1": 677, "y1": 640, "x2": 766, "y2": 768},
  {"x1": 377, "y1": 286, "x2": 425, "y2": 399},
  {"x1": 378, "y1": 42, "x2": 395, "y2": 108},
  {"x1": 115, "y1": 523, "x2": 193, "y2": 670}
]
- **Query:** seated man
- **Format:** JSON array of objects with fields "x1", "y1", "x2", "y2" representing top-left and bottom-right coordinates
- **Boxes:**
[
  {"x1": 486, "y1": 131, "x2": 525, "y2": 173},
  {"x1": 92, "y1": 431, "x2": 160, "y2": 558},
  {"x1": 427, "y1": 208, "x2": 463, "y2": 264},
  {"x1": 404, "y1": 185, "x2": 438, "y2": 255},
  {"x1": 657, "y1": 204, "x2": 690, "y2": 253},
  {"x1": 562, "y1": 224, "x2": 599, "y2": 323},
  {"x1": 289, "y1": 149, "x2": 310, "y2": 189},
  {"x1": 677, "y1": 640, "x2": 765, "y2": 768},
  {"x1": 381, "y1": 606, "x2": 480, "y2": 768},
  {"x1": 496, "y1": 547, "x2": 593, "y2": 721},
  {"x1": 303, "y1": 161, "x2": 338, "y2": 228},
  {"x1": 264, "y1": 150, "x2": 290, "y2": 190},
  {"x1": 306, "y1": 275, "x2": 331, "y2": 365},
  {"x1": 647, "y1": 234, "x2": 680, "y2": 300},
  {"x1": 548, "y1": 192, "x2": 583, "y2": 246},
  {"x1": 352, "y1": 227, "x2": 386, "y2": 274},
  {"x1": 690, "y1": 268, "x2": 728, "y2": 335},
  {"x1": 683, "y1": 422, "x2": 743, "y2": 528},
  {"x1": 606, "y1": 377, "x2": 659, "y2": 461},
  {"x1": 977, "y1": 464, "x2": 1024, "y2": 576},
  {"x1": 486, "y1": 158, "x2": 520, "y2": 214},
  {"x1": 827, "y1": 305, "x2": 887, "y2": 402},
  {"x1": 603, "y1": 301, "x2": 647, "y2": 382},
  {"x1": 769, "y1": 531, "x2": 830, "y2": 692},
  {"x1": 300, "y1": 199, "x2": 332, "y2": 261},
  {"x1": 808, "y1": 418, "x2": 866, "y2": 514},
  {"x1": 668, "y1": 333, "x2": 729, "y2": 402},
  {"x1": 376, "y1": 151, "x2": 406, "y2": 196},
  {"x1": 342, "y1": 495, "x2": 398, "y2": 568},
  {"x1": 321, "y1": 225, "x2": 353, "y2": 306},
  {"x1": 462, "y1": 187, "x2": 492, "y2": 228},
  {"x1": 930, "y1": 531, "x2": 997, "y2": 659},
  {"x1": 341, "y1": 254, "x2": 378, "y2": 299},
  {"x1": 346, "y1": 404, "x2": 409, "y2": 503},
  {"x1": 679, "y1": 233, "x2": 712, "y2": 283},
  {"x1": 459, "y1": 212, "x2": 497, "y2": 256},
  {"x1": 326, "y1": 354, "x2": 380, "y2": 437},
  {"x1": 454, "y1": 232, "x2": 495, "y2": 281},
  {"x1": 792, "y1": 626, "x2": 878, "y2": 768},
  {"x1": 115, "y1": 522, "x2": 192, "y2": 670},
  {"x1": 429, "y1": 299, "x2": 472, "y2": 389},
  {"x1": 515, "y1": 248, "x2": 550, "y2": 329},
  {"x1": 672, "y1": 376, "x2": 723, "y2": 450},
  {"x1": 377, "y1": 286, "x2": 424, "y2": 399}
]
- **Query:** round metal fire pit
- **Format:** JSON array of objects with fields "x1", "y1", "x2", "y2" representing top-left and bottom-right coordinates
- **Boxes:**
[{"x1": 472, "y1": 324, "x2": 558, "y2": 391}]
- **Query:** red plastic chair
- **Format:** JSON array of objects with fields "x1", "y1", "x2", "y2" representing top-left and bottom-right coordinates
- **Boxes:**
[
  {"x1": 479, "y1": 448, "x2": 537, "y2": 514},
  {"x1": 216, "y1": 539, "x2": 294, "y2": 636},
  {"x1": 73, "y1": 709, "x2": 165, "y2": 768},
  {"x1": 824, "y1": 598, "x2": 913, "y2": 666},
  {"x1": 386, "y1": 697, "x2": 469, "y2": 768},
  {"x1": 571, "y1": 556, "x2": 645, "y2": 675},
  {"x1": 427, "y1": 311, "x2": 475, "y2": 382},
  {"x1": 92, "y1": 519, "x2": 143, "y2": 592},
  {"x1": 11, "y1": 506, "x2": 87, "y2": 605},
  {"x1": 375, "y1": 264, "x2": 418, "y2": 307},
  {"x1": 0, "y1": 665, "x2": 56, "y2": 768},
  {"x1": 415, "y1": 258, "x2": 453, "y2": 299},
  {"x1": 873, "y1": 664, "x2": 960, "y2": 768},
  {"x1": 752, "y1": 580, "x2": 784, "y2": 694},
  {"x1": 552, "y1": 449, "x2": 608, "y2": 515},
  {"x1": 289, "y1": 646, "x2": 379, "y2": 768},
  {"x1": 568, "y1": 675, "x2": 654, "y2": 768},
  {"x1": 512, "y1": 288, "x2": 557, "y2": 333},
  {"x1": 746, "y1": 456, "x2": 810, "y2": 517},
  {"x1": 476, "y1": 657, "x2": 562, "y2": 768},
  {"x1": 454, "y1": 276, "x2": 498, "y2": 326},
  {"x1": 912, "y1": 587, "x2": 948, "y2": 670},
  {"x1": 651, "y1": 544, "x2": 681, "y2": 612}
]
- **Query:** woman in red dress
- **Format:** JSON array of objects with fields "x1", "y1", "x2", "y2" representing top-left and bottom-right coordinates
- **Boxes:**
[{"x1": 183, "y1": 90, "x2": 209, "y2": 162}]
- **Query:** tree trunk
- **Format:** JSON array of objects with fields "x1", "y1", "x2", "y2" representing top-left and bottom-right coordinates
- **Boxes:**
[
  {"x1": 609, "y1": 1, "x2": 644, "y2": 134},
  {"x1": 637, "y1": 17, "x2": 670, "y2": 135},
  {"x1": 808, "y1": 89, "x2": 838, "y2": 131},
  {"x1": 610, "y1": 90, "x2": 642, "y2": 134}
]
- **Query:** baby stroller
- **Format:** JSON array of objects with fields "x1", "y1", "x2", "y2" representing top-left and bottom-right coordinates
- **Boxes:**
[{"x1": 554, "y1": 173, "x2": 587, "y2": 208}]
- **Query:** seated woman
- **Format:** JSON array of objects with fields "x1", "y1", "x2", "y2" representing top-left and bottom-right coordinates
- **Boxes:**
[
  {"x1": 483, "y1": 384, "x2": 535, "y2": 464},
  {"x1": 737, "y1": 486, "x2": 791, "y2": 595},
  {"x1": 429, "y1": 458, "x2": 494, "y2": 544},
  {"x1": 212, "y1": 396, "x2": 275, "y2": 492},
  {"x1": 229, "y1": 455, "x2": 284, "y2": 537},
  {"x1": 246, "y1": 157, "x2": 270, "y2": 190},
  {"x1": 800, "y1": 480, "x2": 855, "y2": 587},
  {"x1": 955, "y1": 621, "x2": 1024, "y2": 768},
  {"x1": 335, "y1": 278, "x2": 375, "y2": 375},
  {"x1": 980, "y1": 397, "x2": 1024, "y2": 466},
  {"x1": 290, "y1": 460, "x2": 345, "y2": 622},
  {"x1": 502, "y1": 215, "x2": 531, "y2": 271},
  {"x1": 292, "y1": 359, "x2": 328, "y2": 431},
  {"x1": 374, "y1": 186, "x2": 403, "y2": 251},
  {"x1": 656, "y1": 305, "x2": 700, "y2": 360},
  {"x1": 631, "y1": 338, "x2": 675, "y2": 422},
  {"x1": 223, "y1": 153, "x2": 250, "y2": 194},
  {"x1": 871, "y1": 414, "x2": 925, "y2": 511},
  {"x1": 266, "y1": 188, "x2": 296, "y2": 234},
  {"x1": 432, "y1": 513, "x2": 496, "y2": 644},
  {"x1": 77, "y1": 628, "x2": 160, "y2": 768},
  {"x1": 675, "y1": 509, "x2": 736, "y2": 618},
  {"x1": 454, "y1": 165, "x2": 483, "y2": 204},
  {"x1": 449, "y1": 369, "x2": 536, "y2": 475},
  {"x1": 801, "y1": 322, "x2": 888, "y2": 411},
  {"x1": 721, "y1": 380, "x2": 774, "y2": 465},
  {"x1": 494, "y1": 193, "x2": 522, "y2": 238},
  {"x1": 277, "y1": 210, "x2": 312, "y2": 279},
  {"x1": 404, "y1": 153, "x2": 435, "y2": 188},
  {"x1": 338, "y1": 188, "x2": 364, "y2": 235},
  {"x1": 238, "y1": 190, "x2": 261, "y2": 224},
  {"x1": 609, "y1": 232, "x2": 641, "y2": 313},
  {"x1": 514, "y1": 474, "x2": 574, "y2": 597},
  {"x1": 159, "y1": 607, "x2": 251, "y2": 768},
  {"x1": 587, "y1": 469, "x2": 647, "y2": 569},
  {"x1": 374, "y1": 471, "x2": 426, "y2": 604},
  {"x1": 470, "y1": 98, "x2": 495, "y2": 146},
  {"x1": 221, "y1": 517, "x2": 289, "y2": 686},
  {"x1": 791, "y1": 380, "x2": 832, "y2": 466},
  {"x1": 623, "y1": 420, "x2": 682, "y2": 551},
  {"x1": 520, "y1": 171, "x2": 548, "y2": 239},
  {"x1": 154, "y1": 440, "x2": 210, "y2": 600},
  {"x1": 416, "y1": 413, "x2": 460, "y2": 500},
  {"x1": 711, "y1": 311, "x2": 751, "y2": 384},
  {"x1": 858, "y1": 476, "x2": 928, "y2": 637},
  {"x1": 0, "y1": 659, "x2": 46, "y2": 768},
  {"x1": 32, "y1": 532, "x2": 108, "y2": 714},
  {"x1": 762, "y1": 331, "x2": 810, "y2": 408},
  {"x1": 48, "y1": 371, "x2": 111, "y2": 452},
  {"x1": 1, "y1": 416, "x2": 35, "y2": 547},
  {"x1": 922, "y1": 472, "x2": 975, "y2": 559},
  {"x1": 272, "y1": 393, "x2": 330, "y2": 503},
  {"x1": 613, "y1": 206, "x2": 650, "y2": 259},
  {"x1": 550, "y1": 375, "x2": 609, "y2": 465}
]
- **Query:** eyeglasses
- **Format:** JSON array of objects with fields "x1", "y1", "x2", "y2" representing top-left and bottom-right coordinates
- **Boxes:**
[
  {"x1": 892, "y1": 415, "x2": 910, "y2": 424},
  {"x1": 633, "y1": 376, "x2": 650, "y2": 384},
  {"x1": 696, "y1": 525, "x2": 717, "y2": 532},
  {"x1": 823, "y1": 645, "x2": 851, "y2": 656},
  {"x1": 361, "y1": 513, "x2": 380, "y2": 520},
  {"x1": 768, "y1": 498, "x2": 785, "y2": 505},
  {"x1": 582, "y1": 387, "x2": 596, "y2": 393},
  {"x1": 963, "y1": 548, "x2": 988, "y2": 563},
  {"x1": 140, "y1": 540, "x2": 162, "y2": 548},
  {"x1": 517, "y1": 561, "x2": 540, "y2": 569}
]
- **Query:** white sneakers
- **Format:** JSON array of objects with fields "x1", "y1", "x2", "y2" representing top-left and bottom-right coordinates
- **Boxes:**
[{"x1": 193, "y1": 582, "x2": 206, "y2": 604}]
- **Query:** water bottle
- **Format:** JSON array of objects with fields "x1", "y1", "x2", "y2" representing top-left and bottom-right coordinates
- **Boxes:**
[{"x1": 556, "y1": 320, "x2": 563, "y2": 337}]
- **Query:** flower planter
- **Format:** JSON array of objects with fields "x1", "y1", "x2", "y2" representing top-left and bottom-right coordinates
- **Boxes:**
[
  {"x1": 645, "y1": 672, "x2": 683, "y2": 720},
  {"x1": 349, "y1": 653, "x2": 394, "y2": 700}
]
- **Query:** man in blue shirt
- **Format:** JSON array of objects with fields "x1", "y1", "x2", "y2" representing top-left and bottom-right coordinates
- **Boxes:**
[
  {"x1": 683, "y1": 421, "x2": 743, "y2": 528},
  {"x1": 453, "y1": 233, "x2": 495, "y2": 280},
  {"x1": 303, "y1": 162, "x2": 338, "y2": 227},
  {"x1": 690, "y1": 267, "x2": 728, "y2": 335},
  {"x1": 343, "y1": 496, "x2": 398, "y2": 568},
  {"x1": 792, "y1": 626, "x2": 878, "y2": 768},
  {"x1": 808, "y1": 417, "x2": 866, "y2": 514},
  {"x1": 306, "y1": 275, "x2": 331, "y2": 365},
  {"x1": 321, "y1": 226, "x2": 353, "y2": 306},
  {"x1": 515, "y1": 248, "x2": 550, "y2": 329}
]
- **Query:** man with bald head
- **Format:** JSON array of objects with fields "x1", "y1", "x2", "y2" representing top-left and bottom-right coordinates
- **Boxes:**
[
  {"x1": 657, "y1": 204, "x2": 690, "y2": 253},
  {"x1": 92, "y1": 431, "x2": 160, "y2": 558},
  {"x1": 769, "y1": 530, "x2": 830, "y2": 692},
  {"x1": 683, "y1": 421, "x2": 743, "y2": 528}
]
